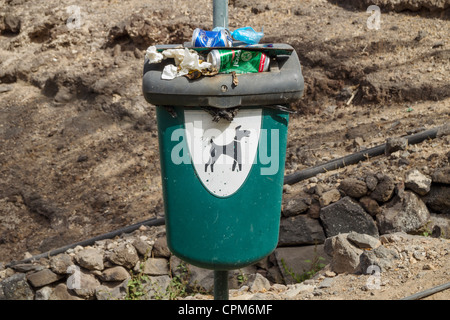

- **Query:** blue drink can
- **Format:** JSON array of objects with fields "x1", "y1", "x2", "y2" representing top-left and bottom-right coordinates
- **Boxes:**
[{"x1": 191, "y1": 28, "x2": 233, "y2": 47}]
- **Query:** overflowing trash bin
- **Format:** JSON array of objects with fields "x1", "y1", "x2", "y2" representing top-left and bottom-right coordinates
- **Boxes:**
[{"x1": 142, "y1": 28, "x2": 304, "y2": 273}]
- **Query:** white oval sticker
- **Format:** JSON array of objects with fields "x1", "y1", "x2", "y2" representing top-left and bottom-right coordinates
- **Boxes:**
[{"x1": 184, "y1": 109, "x2": 262, "y2": 198}]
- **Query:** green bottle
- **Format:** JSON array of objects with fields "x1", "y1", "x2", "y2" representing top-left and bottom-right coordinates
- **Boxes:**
[{"x1": 207, "y1": 49, "x2": 270, "y2": 74}]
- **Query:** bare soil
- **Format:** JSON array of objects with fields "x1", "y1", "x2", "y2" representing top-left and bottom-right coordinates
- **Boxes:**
[{"x1": 1, "y1": 0, "x2": 449, "y2": 300}]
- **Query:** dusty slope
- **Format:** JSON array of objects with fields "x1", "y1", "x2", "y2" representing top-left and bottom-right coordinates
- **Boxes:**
[{"x1": 0, "y1": 0, "x2": 449, "y2": 299}]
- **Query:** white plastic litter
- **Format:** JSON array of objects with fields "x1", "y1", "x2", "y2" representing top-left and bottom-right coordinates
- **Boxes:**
[
  {"x1": 146, "y1": 46, "x2": 211, "y2": 80},
  {"x1": 145, "y1": 46, "x2": 164, "y2": 64}
]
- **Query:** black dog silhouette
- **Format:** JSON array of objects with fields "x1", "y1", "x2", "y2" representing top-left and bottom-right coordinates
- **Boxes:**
[{"x1": 205, "y1": 125, "x2": 251, "y2": 173}]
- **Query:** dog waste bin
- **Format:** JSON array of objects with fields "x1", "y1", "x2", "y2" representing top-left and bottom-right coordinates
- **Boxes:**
[{"x1": 142, "y1": 43, "x2": 304, "y2": 271}]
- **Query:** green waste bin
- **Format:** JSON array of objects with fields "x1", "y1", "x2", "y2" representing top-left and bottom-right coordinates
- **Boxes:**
[{"x1": 143, "y1": 44, "x2": 304, "y2": 271}]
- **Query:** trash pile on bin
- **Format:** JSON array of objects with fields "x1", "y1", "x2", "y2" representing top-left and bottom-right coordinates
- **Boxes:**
[{"x1": 145, "y1": 27, "x2": 269, "y2": 80}]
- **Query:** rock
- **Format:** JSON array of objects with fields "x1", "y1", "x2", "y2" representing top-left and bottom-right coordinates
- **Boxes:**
[
  {"x1": 10, "y1": 263, "x2": 44, "y2": 273},
  {"x1": 429, "y1": 214, "x2": 450, "y2": 239},
  {"x1": 359, "y1": 246, "x2": 399, "y2": 273},
  {"x1": 100, "y1": 266, "x2": 130, "y2": 282},
  {"x1": 338, "y1": 178, "x2": 368, "y2": 198},
  {"x1": 72, "y1": 270, "x2": 101, "y2": 299},
  {"x1": 437, "y1": 123, "x2": 450, "y2": 138},
  {"x1": 0, "y1": 84, "x2": 13, "y2": 93},
  {"x1": 50, "y1": 253, "x2": 73, "y2": 274},
  {"x1": 377, "y1": 191, "x2": 430, "y2": 234},
  {"x1": 50, "y1": 283, "x2": 83, "y2": 300},
  {"x1": 318, "y1": 277, "x2": 334, "y2": 289},
  {"x1": 35, "y1": 286, "x2": 53, "y2": 300},
  {"x1": 365, "y1": 174, "x2": 378, "y2": 191},
  {"x1": 423, "y1": 185, "x2": 450, "y2": 214},
  {"x1": 370, "y1": 175, "x2": 395, "y2": 203},
  {"x1": 248, "y1": 273, "x2": 271, "y2": 293},
  {"x1": 431, "y1": 166, "x2": 450, "y2": 184},
  {"x1": 142, "y1": 275, "x2": 172, "y2": 299},
  {"x1": 26, "y1": 269, "x2": 63, "y2": 287},
  {"x1": 141, "y1": 258, "x2": 169, "y2": 276},
  {"x1": 152, "y1": 234, "x2": 171, "y2": 258},
  {"x1": 75, "y1": 248, "x2": 104, "y2": 271},
  {"x1": 132, "y1": 239, "x2": 152, "y2": 257},
  {"x1": 385, "y1": 137, "x2": 408, "y2": 155},
  {"x1": 107, "y1": 244, "x2": 139, "y2": 269},
  {"x1": 0, "y1": 273, "x2": 34, "y2": 300},
  {"x1": 320, "y1": 197, "x2": 379, "y2": 238},
  {"x1": 359, "y1": 196, "x2": 382, "y2": 217},
  {"x1": 278, "y1": 215, "x2": 326, "y2": 246},
  {"x1": 3, "y1": 14, "x2": 21, "y2": 34},
  {"x1": 170, "y1": 256, "x2": 215, "y2": 293},
  {"x1": 347, "y1": 232, "x2": 381, "y2": 250},
  {"x1": 282, "y1": 192, "x2": 311, "y2": 217},
  {"x1": 319, "y1": 189, "x2": 341, "y2": 207},
  {"x1": 275, "y1": 245, "x2": 329, "y2": 284},
  {"x1": 404, "y1": 169, "x2": 432, "y2": 195},
  {"x1": 324, "y1": 234, "x2": 363, "y2": 274},
  {"x1": 95, "y1": 279, "x2": 129, "y2": 300},
  {"x1": 281, "y1": 283, "x2": 314, "y2": 299}
]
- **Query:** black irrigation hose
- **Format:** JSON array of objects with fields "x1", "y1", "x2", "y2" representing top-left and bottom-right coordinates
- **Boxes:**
[
  {"x1": 284, "y1": 127, "x2": 439, "y2": 185},
  {"x1": 401, "y1": 282, "x2": 450, "y2": 300},
  {"x1": 6, "y1": 217, "x2": 165, "y2": 268},
  {"x1": 4, "y1": 126, "x2": 442, "y2": 267}
]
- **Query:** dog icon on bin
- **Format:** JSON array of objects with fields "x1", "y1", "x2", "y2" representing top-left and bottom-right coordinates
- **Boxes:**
[{"x1": 205, "y1": 125, "x2": 251, "y2": 173}]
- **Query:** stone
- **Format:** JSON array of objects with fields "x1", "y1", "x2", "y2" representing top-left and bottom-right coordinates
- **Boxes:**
[
  {"x1": 319, "y1": 189, "x2": 341, "y2": 207},
  {"x1": 278, "y1": 214, "x2": 326, "y2": 246},
  {"x1": 170, "y1": 255, "x2": 215, "y2": 293},
  {"x1": 359, "y1": 196, "x2": 382, "y2": 217},
  {"x1": 141, "y1": 258, "x2": 169, "y2": 276},
  {"x1": 377, "y1": 191, "x2": 431, "y2": 234},
  {"x1": 324, "y1": 234, "x2": 363, "y2": 274},
  {"x1": 26, "y1": 269, "x2": 63, "y2": 287},
  {"x1": 370, "y1": 175, "x2": 395, "y2": 203},
  {"x1": 359, "y1": 246, "x2": 399, "y2": 273},
  {"x1": 50, "y1": 283, "x2": 83, "y2": 300},
  {"x1": 0, "y1": 273, "x2": 34, "y2": 300},
  {"x1": 35, "y1": 286, "x2": 53, "y2": 300},
  {"x1": 347, "y1": 232, "x2": 381, "y2": 250},
  {"x1": 142, "y1": 275, "x2": 172, "y2": 299},
  {"x1": 95, "y1": 279, "x2": 129, "y2": 300},
  {"x1": 275, "y1": 245, "x2": 329, "y2": 284},
  {"x1": 152, "y1": 235, "x2": 171, "y2": 258},
  {"x1": 50, "y1": 253, "x2": 74, "y2": 274},
  {"x1": 431, "y1": 166, "x2": 450, "y2": 184},
  {"x1": 75, "y1": 248, "x2": 104, "y2": 271},
  {"x1": 318, "y1": 277, "x2": 334, "y2": 289},
  {"x1": 423, "y1": 185, "x2": 450, "y2": 214},
  {"x1": 404, "y1": 169, "x2": 432, "y2": 195},
  {"x1": 100, "y1": 266, "x2": 130, "y2": 282},
  {"x1": 320, "y1": 197, "x2": 379, "y2": 238},
  {"x1": 72, "y1": 270, "x2": 101, "y2": 299},
  {"x1": 3, "y1": 14, "x2": 21, "y2": 34},
  {"x1": 107, "y1": 244, "x2": 139, "y2": 269},
  {"x1": 132, "y1": 239, "x2": 152, "y2": 257},
  {"x1": 385, "y1": 137, "x2": 408, "y2": 155},
  {"x1": 248, "y1": 273, "x2": 271, "y2": 293},
  {"x1": 338, "y1": 178, "x2": 368, "y2": 198},
  {"x1": 282, "y1": 193, "x2": 311, "y2": 217},
  {"x1": 365, "y1": 174, "x2": 378, "y2": 191}
]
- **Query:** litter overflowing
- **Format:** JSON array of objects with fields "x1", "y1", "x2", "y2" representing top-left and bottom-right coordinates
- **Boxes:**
[{"x1": 145, "y1": 26, "x2": 272, "y2": 81}]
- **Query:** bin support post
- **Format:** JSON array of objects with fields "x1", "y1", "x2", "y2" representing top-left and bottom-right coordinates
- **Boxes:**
[
  {"x1": 213, "y1": 0, "x2": 228, "y2": 29},
  {"x1": 214, "y1": 270, "x2": 229, "y2": 300}
]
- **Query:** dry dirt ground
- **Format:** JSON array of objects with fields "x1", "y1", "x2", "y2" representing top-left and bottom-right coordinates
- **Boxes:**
[{"x1": 0, "y1": 0, "x2": 449, "y2": 300}]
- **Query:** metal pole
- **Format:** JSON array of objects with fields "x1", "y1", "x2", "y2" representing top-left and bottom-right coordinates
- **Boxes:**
[
  {"x1": 213, "y1": 0, "x2": 229, "y2": 29},
  {"x1": 214, "y1": 270, "x2": 229, "y2": 300}
]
